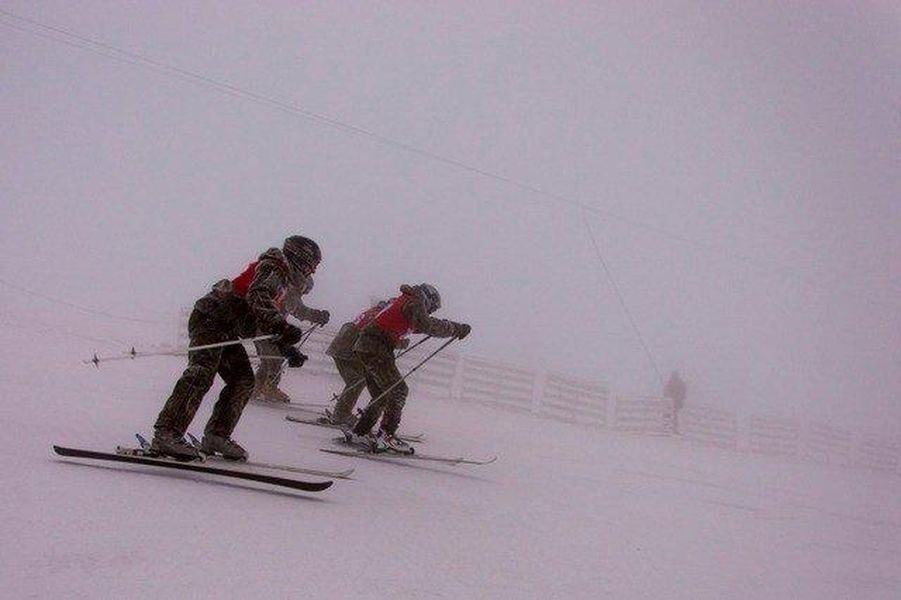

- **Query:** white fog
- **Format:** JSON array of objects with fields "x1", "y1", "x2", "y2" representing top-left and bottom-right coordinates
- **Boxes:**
[{"x1": 2, "y1": 3, "x2": 899, "y2": 598}]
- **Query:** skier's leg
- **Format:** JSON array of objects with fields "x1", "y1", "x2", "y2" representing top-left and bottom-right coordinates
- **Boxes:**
[
  {"x1": 199, "y1": 342, "x2": 254, "y2": 459},
  {"x1": 332, "y1": 357, "x2": 368, "y2": 421},
  {"x1": 378, "y1": 386, "x2": 408, "y2": 436},
  {"x1": 204, "y1": 342, "x2": 255, "y2": 439},
  {"x1": 154, "y1": 309, "x2": 225, "y2": 436},
  {"x1": 351, "y1": 363, "x2": 385, "y2": 435},
  {"x1": 252, "y1": 339, "x2": 285, "y2": 395},
  {"x1": 352, "y1": 353, "x2": 407, "y2": 435},
  {"x1": 269, "y1": 354, "x2": 286, "y2": 389}
]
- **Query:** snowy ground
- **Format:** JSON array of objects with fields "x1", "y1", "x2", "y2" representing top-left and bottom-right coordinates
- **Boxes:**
[{"x1": 2, "y1": 322, "x2": 899, "y2": 599}]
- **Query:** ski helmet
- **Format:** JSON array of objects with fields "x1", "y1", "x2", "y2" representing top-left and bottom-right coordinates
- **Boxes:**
[
  {"x1": 283, "y1": 236, "x2": 321, "y2": 275},
  {"x1": 416, "y1": 283, "x2": 441, "y2": 313}
]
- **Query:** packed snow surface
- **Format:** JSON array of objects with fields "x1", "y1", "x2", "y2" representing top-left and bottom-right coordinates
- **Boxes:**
[{"x1": 2, "y1": 325, "x2": 898, "y2": 599}]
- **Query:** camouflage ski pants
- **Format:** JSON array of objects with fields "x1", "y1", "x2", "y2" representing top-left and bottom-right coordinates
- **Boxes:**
[
  {"x1": 253, "y1": 338, "x2": 285, "y2": 390},
  {"x1": 331, "y1": 355, "x2": 369, "y2": 420},
  {"x1": 352, "y1": 350, "x2": 408, "y2": 436},
  {"x1": 154, "y1": 301, "x2": 255, "y2": 438}
]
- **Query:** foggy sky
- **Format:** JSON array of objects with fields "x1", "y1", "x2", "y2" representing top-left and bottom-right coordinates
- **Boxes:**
[{"x1": 2, "y1": 2, "x2": 899, "y2": 432}]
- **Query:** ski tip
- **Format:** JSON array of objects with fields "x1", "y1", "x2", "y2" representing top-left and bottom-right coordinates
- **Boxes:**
[
  {"x1": 51, "y1": 445, "x2": 82, "y2": 458},
  {"x1": 293, "y1": 479, "x2": 334, "y2": 492}
]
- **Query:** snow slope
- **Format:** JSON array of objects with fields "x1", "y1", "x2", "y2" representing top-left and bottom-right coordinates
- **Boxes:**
[{"x1": 1, "y1": 322, "x2": 899, "y2": 599}]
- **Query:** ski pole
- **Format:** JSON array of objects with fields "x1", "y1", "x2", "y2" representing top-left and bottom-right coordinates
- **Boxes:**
[
  {"x1": 85, "y1": 334, "x2": 277, "y2": 367},
  {"x1": 358, "y1": 337, "x2": 457, "y2": 410},
  {"x1": 297, "y1": 323, "x2": 321, "y2": 348},
  {"x1": 396, "y1": 335, "x2": 432, "y2": 359},
  {"x1": 187, "y1": 334, "x2": 277, "y2": 353}
]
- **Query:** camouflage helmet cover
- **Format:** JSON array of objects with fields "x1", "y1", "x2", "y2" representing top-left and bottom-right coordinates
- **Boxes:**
[
  {"x1": 416, "y1": 283, "x2": 441, "y2": 313},
  {"x1": 283, "y1": 236, "x2": 321, "y2": 274}
]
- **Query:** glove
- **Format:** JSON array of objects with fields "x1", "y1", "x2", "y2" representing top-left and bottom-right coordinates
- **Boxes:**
[
  {"x1": 278, "y1": 323, "x2": 304, "y2": 346},
  {"x1": 310, "y1": 309, "x2": 330, "y2": 326},
  {"x1": 454, "y1": 323, "x2": 471, "y2": 340},
  {"x1": 280, "y1": 345, "x2": 308, "y2": 368}
]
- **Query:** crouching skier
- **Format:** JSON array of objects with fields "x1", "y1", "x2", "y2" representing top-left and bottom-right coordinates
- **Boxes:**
[
  {"x1": 149, "y1": 235, "x2": 322, "y2": 461},
  {"x1": 250, "y1": 267, "x2": 330, "y2": 404},
  {"x1": 347, "y1": 283, "x2": 470, "y2": 453},
  {"x1": 320, "y1": 298, "x2": 390, "y2": 427}
]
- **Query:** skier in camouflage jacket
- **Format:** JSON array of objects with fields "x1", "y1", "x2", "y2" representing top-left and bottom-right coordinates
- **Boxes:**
[
  {"x1": 351, "y1": 284, "x2": 470, "y2": 445},
  {"x1": 151, "y1": 236, "x2": 322, "y2": 460},
  {"x1": 323, "y1": 299, "x2": 389, "y2": 424},
  {"x1": 250, "y1": 273, "x2": 330, "y2": 403}
]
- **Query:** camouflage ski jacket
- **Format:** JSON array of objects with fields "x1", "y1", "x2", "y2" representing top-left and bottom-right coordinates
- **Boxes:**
[
  {"x1": 245, "y1": 247, "x2": 303, "y2": 335},
  {"x1": 199, "y1": 247, "x2": 297, "y2": 338},
  {"x1": 326, "y1": 304, "x2": 384, "y2": 359},
  {"x1": 353, "y1": 284, "x2": 458, "y2": 357},
  {"x1": 282, "y1": 275, "x2": 329, "y2": 325}
]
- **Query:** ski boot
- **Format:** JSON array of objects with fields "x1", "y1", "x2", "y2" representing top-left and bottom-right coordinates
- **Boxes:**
[
  {"x1": 251, "y1": 382, "x2": 292, "y2": 404},
  {"x1": 266, "y1": 386, "x2": 293, "y2": 404},
  {"x1": 150, "y1": 428, "x2": 201, "y2": 461},
  {"x1": 343, "y1": 428, "x2": 379, "y2": 451},
  {"x1": 200, "y1": 434, "x2": 249, "y2": 461},
  {"x1": 318, "y1": 408, "x2": 358, "y2": 428},
  {"x1": 375, "y1": 429, "x2": 414, "y2": 455}
]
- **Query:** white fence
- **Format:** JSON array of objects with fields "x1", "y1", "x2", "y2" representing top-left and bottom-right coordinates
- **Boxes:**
[
  {"x1": 748, "y1": 415, "x2": 800, "y2": 458},
  {"x1": 680, "y1": 404, "x2": 739, "y2": 450},
  {"x1": 613, "y1": 398, "x2": 671, "y2": 434},
  {"x1": 261, "y1": 325, "x2": 900, "y2": 477},
  {"x1": 856, "y1": 439, "x2": 900, "y2": 473},
  {"x1": 540, "y1": 374, "x2": 608, "y2": 428},
  {"x1": 802, "y1": 422, "x2": 853, "y2": 467}
]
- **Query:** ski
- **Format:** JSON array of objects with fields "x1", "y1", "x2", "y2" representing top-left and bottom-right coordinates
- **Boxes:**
[
  {"x1": 320, "y1": 438, "x2": 497, "y2": 466},
  {"x1": 284, "y1": 414, "x2": 425, "y2": 443},
  {"x1": 251, "y1": 398, "x2": 329, "y2": 413},
  {"x1": 52, "y1": 445, "x2": 333, "y2": 493},
  {"x1": 173, "y1": 433, "x2": 354, "y2": 479}
]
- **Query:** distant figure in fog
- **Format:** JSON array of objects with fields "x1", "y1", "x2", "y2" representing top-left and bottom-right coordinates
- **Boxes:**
[{"x1": 663, "y1": 370, "x2": 687, "y2": 434}]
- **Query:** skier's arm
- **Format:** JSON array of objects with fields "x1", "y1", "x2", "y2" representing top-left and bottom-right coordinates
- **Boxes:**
[
  {"x1": 402, "y1": 299, "x2": 461, "y2": 338},
  {"x1": 285, "y1": 295, "x2": 329, "y2": 325},
  {"x1": 246, "y1": 260, "x2": 291, "y2": 335},
  {"x1": 283, "y1": 277, "x2": 330, "y2": 325}
]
